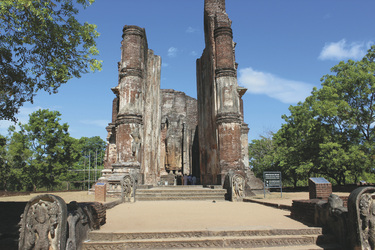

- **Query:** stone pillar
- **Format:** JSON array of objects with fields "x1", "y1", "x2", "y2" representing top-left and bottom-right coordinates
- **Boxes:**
[
  {"x1": 113, "y1": 25, "x2": 147, "y2": 173},
  {"x1": 214, "y1": 19, "x2": 243, "y2": 183},
  {"x1": 104, "y1": 89, "x2": 119, "y2": 170},
  {"x1": 238, "y1": 87, "x2": 250, "y2": 169},
  {"x1": 142, "y1": 49, "x2": 161, "y2": 185}
]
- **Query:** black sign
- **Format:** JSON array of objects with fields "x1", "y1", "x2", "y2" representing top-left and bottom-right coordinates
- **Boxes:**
[{"x1": 263, "y1": 171, "x2": 282, "y2": 188}]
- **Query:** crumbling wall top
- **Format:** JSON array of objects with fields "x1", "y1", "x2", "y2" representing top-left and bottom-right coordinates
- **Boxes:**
[{"x1": 205, "y1": 0, "x2": 226, "y2": 13}]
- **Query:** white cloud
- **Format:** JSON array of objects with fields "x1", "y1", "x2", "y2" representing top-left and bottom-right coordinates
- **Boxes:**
[
  {"x1": 238, "y1": 67, "x2": 313, "y2": 104},
  {"x1": 80, "y1": 119, "x2": 109, "y2": 128},
  {"x1": 318, "y1": 39, "x2": 372, "y2": 61},
  {"x1": 167, "y1": 47, "x2": 178, "y2": 57},
  {"x1": 190, "y1": 51, "x2": 198, "y2": 56},
  {"x1": 186, "y1": 26, "x2": 198, "y2": 33}
]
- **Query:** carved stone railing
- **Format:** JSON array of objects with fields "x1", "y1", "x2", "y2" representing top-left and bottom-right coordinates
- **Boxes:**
[
  {"x1": 18, "y1": 194, "x2": 105, "y2": 250},
  {"x1": 293, "y1": 186, "x2": 375, "y2": 249},
  {"x1": 224, "y1": 171, "x2": 245, "y2": 202},
  {"x1": 121, "y1": 173, "x2": 137, "y2": 202},
  {"x1": 348, "y1": 186, "x2": 375, "y2": 249}
]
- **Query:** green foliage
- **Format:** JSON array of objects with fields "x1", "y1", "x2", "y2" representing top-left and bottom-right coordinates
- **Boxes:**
[
  {"x1": 0, "y1": 134, "x2": 10, "y2": 190},
  {"x1": 249, "y1": 134, "x2": 277, "y2": 178},
  {"x1": 17, "y1": 109, "x2": 80, "y2": 190},
  {"x1": 6, "y1": 125, "x2": 33, "y2": 190},
  {"x1": 0, "y1": 0, "x2": 102, "y2": 121},
  {"x1": 250, "y1": 45, "x2": 375, "y2": 187},
  {"x1": 69, "y1": 136, "x2": 106, "y2": 189},
  {"x1": 1, "y1": 109, "x2": 107, "y2": 191}
]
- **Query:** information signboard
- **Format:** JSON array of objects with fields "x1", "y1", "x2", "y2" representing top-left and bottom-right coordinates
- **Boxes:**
[
  {"x1": 263, "y1": 171, "x2": 282, "y2": 198},
  {"x1": 309, "y1": 177, "x2": 330, "y2": 184}
]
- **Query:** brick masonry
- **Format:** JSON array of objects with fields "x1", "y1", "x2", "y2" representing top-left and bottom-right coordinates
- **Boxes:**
[
  {"x1": 308, "y1": 179, "x2": 332, "y2": 199},
  {"x1": 196, "y1": 0, "x2": 251, "y2": 185},
  {"x1": 95, "y1": 183, "x2": 107, "y2": 202},
  {"x1": 100, "y1": 0, "x2": 262, "y2": 192}
]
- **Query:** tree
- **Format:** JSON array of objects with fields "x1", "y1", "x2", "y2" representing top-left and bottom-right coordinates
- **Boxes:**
[
  {"x1": 0, "y1": 134, "x2": 10, "y2": 190},
  {"x1": 272, "y1": 45, "x2": 375, "y2": 186},
  {"x1": 309, "y1": 45, "x2": 375, "y2": 184},
  {"x1": 67, "y1": 136, "x2": 106, "y2": 189},
  {"x1": 15, "y1": 109, "x2": 79, "y2": 191},
  {"x1": 248, "y1": 134, "x2": 277, "y2": 179},
  {"x1": 0, "y1": 0, "x2": 101, "y2": 121},
  {"x1": 78, "y1": 136, "x2": 106, "y2": 163},
  {"x1": 6, "y1": 126, "x2": 33, "y2": 190}
]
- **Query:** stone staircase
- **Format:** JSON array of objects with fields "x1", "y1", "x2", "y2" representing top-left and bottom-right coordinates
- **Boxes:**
[
  {"x1": 82, "y1": 228, "x2": 341, "y2": 249},
  {"x1": 135, "y1": 185, "x2": 227, "y2": 201}
]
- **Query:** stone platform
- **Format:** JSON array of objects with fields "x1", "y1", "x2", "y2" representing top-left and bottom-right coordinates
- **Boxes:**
[
  {"x1": 82, "y1": 200, "x2": 341, "y2": 249},
  {"x1": 136, "y1": 185, "x2": 227, "y2": 201}
]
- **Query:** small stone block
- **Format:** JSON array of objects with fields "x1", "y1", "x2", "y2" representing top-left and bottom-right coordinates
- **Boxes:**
[
  {"x1": 309, "y1": 177, "x2": 332, "y2": 200},
  {"x1": 95, "y1": 183, "x2": 106, "y2": 202}
]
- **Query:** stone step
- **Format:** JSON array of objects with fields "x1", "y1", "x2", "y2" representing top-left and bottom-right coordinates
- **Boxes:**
[
  {"x1": 137, "y1": 196, "x2": 225, "y2": 201},
  {"x1": 136, "y1": 190, "x2": 226, "y2": 196},
  {"x1": 82, "y1": 231, "x2": 334, "y2": 249},
  {"x1": 138, "y1": 186, "x2": 223, "y2": 190},
  {"x1": 135, "y1": 186, "x2": 227, "y2": 201},
  {"x1": 137, "y1": 185, "x2": 223, "y2": 189},
  {"x1": 138, "y1": 185, "x2": 207, "y2": 189},
  {"x1": 87, "y1": 228, "x2": 323, "y2": 241},
  {"x1": 208, "y1": 244, "x2": 342, "y2": 250},
  {"x1": 137, "y1": 189, "x2": 226, "y2": 193}
]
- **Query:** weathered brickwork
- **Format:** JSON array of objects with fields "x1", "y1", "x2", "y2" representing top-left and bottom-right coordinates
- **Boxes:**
[
  {"x1": 95, "y1": 183, "x2": 107, "y2": 202},
  {"x1": 101, "y1": 26, "x2": 199, "y2": 188},
  {"x1": 100, "y1": 0, "x2": 261, "y2": 194},
  {"x1": 309, "y1": 179, "x2": 333, "y2": 200},
  {"x1": 197, "y1": 0, "x2": 251, "y2": 186}
]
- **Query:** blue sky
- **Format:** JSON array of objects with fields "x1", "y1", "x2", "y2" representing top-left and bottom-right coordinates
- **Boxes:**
[{"x1": 1, "y1": 0, "x2": 374, "y2": 142}]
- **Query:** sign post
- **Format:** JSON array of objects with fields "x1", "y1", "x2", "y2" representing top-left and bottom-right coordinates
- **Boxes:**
[{"x1": 263, "y1": 171, "x2": 282, "y2": 198}]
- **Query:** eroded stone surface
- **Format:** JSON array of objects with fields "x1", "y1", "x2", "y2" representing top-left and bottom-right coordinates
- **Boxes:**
[
  {"x1": 348, "y1": 186, "x2": 375, "y2": 249},
  {"x1": 197, "y1": 0, "x2": 257, "y2": 192},
  {"x1": 18, "y1": 194, "x2": 67, "y2": 250},
  {"x1": 101, "y1": 0, "x2": 261, "y2": 198}
]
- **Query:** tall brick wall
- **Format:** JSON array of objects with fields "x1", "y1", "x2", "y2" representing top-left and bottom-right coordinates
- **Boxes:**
[
  {"x1": 103, "y1": 26, "x2": 198, "y2": 185},
  {"x1": 101, "y1": 0, "x2": 257, "y2": 189},
  {"x1": 197, "y1": 0, "x2": 248, "y2": 185}
]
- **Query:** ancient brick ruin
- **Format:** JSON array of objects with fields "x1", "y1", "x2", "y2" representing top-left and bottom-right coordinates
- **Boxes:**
[
  {"x1": 100, "y1": 0, "x2": 262, "y2": 199},
  {"x1": 197, "y1": 0, "x2": 250, "y2": 186}
]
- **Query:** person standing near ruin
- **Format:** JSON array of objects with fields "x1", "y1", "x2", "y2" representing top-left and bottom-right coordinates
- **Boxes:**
[
  {"x1": 188, "y1": 175, "x2": 192, "y2": 185},
  {"x1": 192, "y1": 176, "x2": 197, "y2": 185},
  {"x1": 183, "y1": 174, "x2": 188, "y2": 185}
]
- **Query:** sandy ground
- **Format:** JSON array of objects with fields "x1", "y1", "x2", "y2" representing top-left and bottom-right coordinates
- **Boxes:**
[
  {"x1": 0, "y1": 191, "x2": 351, "y2": 233},
  {"x1": 98, "y1": 191, "x2": 350, "y2": 232},
  {"x1": 100, "y1": 200, "x2": 313, "y2": 233},
  {"x1": 0, "y1": 191, "x2": 119, "y2": 203}
]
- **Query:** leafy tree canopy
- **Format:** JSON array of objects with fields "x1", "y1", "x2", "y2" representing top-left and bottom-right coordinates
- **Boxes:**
[
  {"x1": 250, "y1": 45, "x2": 375, "y2": 186},
  {"x1": 0, "y1": 0, "x2": 101, "y2": 121},
  {"x1": 10, "y1": 109, "x2": 79, "y2": 190},
  {"x1": 248, "y1": 134, "x2": 276, "y2": 178}
]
